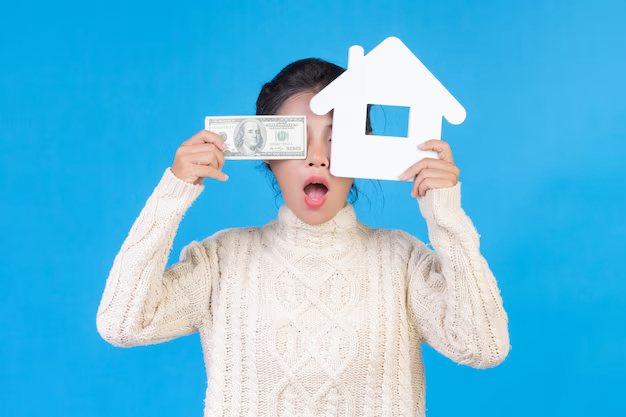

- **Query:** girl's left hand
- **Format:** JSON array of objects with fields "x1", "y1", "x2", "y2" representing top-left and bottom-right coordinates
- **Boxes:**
[{"x1": 398, "y1": 139, "x2": 460, "y2": 198}]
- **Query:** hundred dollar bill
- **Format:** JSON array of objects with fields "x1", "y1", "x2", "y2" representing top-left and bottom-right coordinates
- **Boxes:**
[{"x1": 204, "y1": 115, "x2": 307, "y2": 160}]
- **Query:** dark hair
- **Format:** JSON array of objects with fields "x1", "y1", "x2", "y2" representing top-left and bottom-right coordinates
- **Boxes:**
[{"x1": 255, "y1": 58, "x2": 375, "y2": 206}]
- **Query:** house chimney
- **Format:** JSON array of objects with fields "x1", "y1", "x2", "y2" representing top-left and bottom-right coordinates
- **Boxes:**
[{"x1": 348, "y1": 45, "x2": 364, "y2": 69}]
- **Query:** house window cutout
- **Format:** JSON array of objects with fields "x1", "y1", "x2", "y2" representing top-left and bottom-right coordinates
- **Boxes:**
[{"x1": 367, "y1": 104, "x2": 410, "y2": 137}]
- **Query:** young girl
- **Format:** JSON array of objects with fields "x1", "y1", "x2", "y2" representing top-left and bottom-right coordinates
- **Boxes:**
[{"x1": 96, "y1": 58, "x2": 510, "y2": 417}]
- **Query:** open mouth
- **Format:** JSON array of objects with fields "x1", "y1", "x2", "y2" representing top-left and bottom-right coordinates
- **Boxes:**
[
  {"x1": 304, "y1": 182, "x2": 328, "y2": 200},
  {"x1": 303, "y1": 176, "x2": 329, "y2": 208}
]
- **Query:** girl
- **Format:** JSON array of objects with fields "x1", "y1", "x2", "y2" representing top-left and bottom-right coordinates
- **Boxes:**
[{"x1": 96, "y1": 58, "x2": 510, "y2": 417}]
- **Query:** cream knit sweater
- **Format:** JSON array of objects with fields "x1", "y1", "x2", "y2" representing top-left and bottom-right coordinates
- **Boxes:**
[{"x1": 96, "y1": 167, "x2": 510, "y2": 417}]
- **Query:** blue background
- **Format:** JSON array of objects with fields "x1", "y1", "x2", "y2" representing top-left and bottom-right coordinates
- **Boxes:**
[{"x1": 1, "y1": 0, "x2": 624, "y2": 415}]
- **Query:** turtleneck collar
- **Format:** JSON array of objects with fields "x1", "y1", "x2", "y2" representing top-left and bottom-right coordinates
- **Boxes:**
[{"x1": 262, "y1": 202, "x2": 361, "y2": 254}]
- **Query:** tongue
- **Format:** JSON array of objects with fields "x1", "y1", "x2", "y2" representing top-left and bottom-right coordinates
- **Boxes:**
[{"x1": 304, "y1": 183, "x2": 328, "y2": 200}]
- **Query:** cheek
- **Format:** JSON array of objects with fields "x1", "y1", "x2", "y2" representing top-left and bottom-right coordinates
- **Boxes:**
[
  {"x1": 334, "y1": 178, "x2": 354, "y2": 196},
  {"x1": 271, "y1": 162, "x2": 300, "y2": 192}
]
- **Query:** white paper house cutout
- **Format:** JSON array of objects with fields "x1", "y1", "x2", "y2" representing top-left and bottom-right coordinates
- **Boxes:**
[{"x1": 309, "y1": 36, "x2": 466, "y2": 181}]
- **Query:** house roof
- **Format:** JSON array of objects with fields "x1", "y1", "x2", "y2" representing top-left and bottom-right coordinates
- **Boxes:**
[{"x1": 310, "y1": 37, "x2": 466, "y2": 125}]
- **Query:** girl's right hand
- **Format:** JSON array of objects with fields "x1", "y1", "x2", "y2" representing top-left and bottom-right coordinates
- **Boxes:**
[{"x1": 171, "y1": 130, "x2": 229, "y2": 185}]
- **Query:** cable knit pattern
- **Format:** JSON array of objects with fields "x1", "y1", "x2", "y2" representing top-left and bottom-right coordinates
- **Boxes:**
[{"x1": 96, "y1": 166, "x2": 510, "y2": 417}]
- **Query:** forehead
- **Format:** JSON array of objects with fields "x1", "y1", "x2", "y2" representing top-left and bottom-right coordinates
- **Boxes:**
[
  {"x1": 277, "y1": 91, "x2": 333, "y2": 123},
  {"x1": 243, "y1": 121, "x2": 259, "y2": 129}
]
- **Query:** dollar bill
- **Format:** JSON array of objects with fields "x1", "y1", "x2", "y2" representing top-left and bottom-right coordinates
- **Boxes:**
[{"x1": 204, "y1": 116, "x2": 307, "y2": 160}]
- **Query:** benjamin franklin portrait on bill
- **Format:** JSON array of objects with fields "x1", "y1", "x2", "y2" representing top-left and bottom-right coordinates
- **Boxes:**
[{"x1": 234, "y1": 118, "x2": 267, "y2": 156}]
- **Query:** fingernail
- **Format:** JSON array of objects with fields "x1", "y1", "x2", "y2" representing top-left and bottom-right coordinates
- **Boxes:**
[{"x1": 417, "y1": 143, "x2": 426, "y2": 149}]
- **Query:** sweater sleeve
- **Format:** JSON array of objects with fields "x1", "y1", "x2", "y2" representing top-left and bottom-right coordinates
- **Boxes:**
[
  {"x1": 96, "y1": 167, "x2": 215, "y2": 347},
  {"x1": 405, "y1": 181, "x2": 510, "y2": 369}
]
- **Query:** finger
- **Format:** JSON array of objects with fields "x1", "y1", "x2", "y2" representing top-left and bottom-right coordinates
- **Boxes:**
[
  {"x1": 411, "y1": 168, "x2": 458, "y2": 197},
  {"x1": 183, "y1": 130, "x2": 227, "y2": 150},
  {"x1": 411, "y1": 176, "x2": 420, "y2": 198},
  {"x1": 185, "y1": 142, "x2": 220, "y2": 154},
  {"x1": 200, "y1": 150, "x2": 222, "y2": 170},
  {"x1": 399, "y1": 157, "x2": 456, "y2": 181},
  {"x1": 215, "y1": 146, "x2": 225, "y2": 170},
  {"x1": 201, "y1": 165, "x2": 229, "y2": 182},
  {"x1": 183, "y1": 148, "x2": 219, "y2": 173},
  {"x1": 417, "y1": 139, "x2": 454, "y2": 164},
  {"x1": 418, "y1": 177, "x2": 455, "y2": 198},
  {"x1": 185, "y1": 143, "x2": 225, "y2": 170}
]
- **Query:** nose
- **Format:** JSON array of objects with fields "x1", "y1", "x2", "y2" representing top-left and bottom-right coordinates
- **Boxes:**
[{"x1": 306, "y1": 138, "x2": 329, "y2": 168}]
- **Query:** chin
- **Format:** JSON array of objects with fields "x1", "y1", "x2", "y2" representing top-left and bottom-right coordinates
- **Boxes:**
[
  {"x1": 300, "y1": 210, "x2": 333, "y2": 225},
  {"x1": 292, "y1": 195, "x2": 348, "y2": 225}
]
